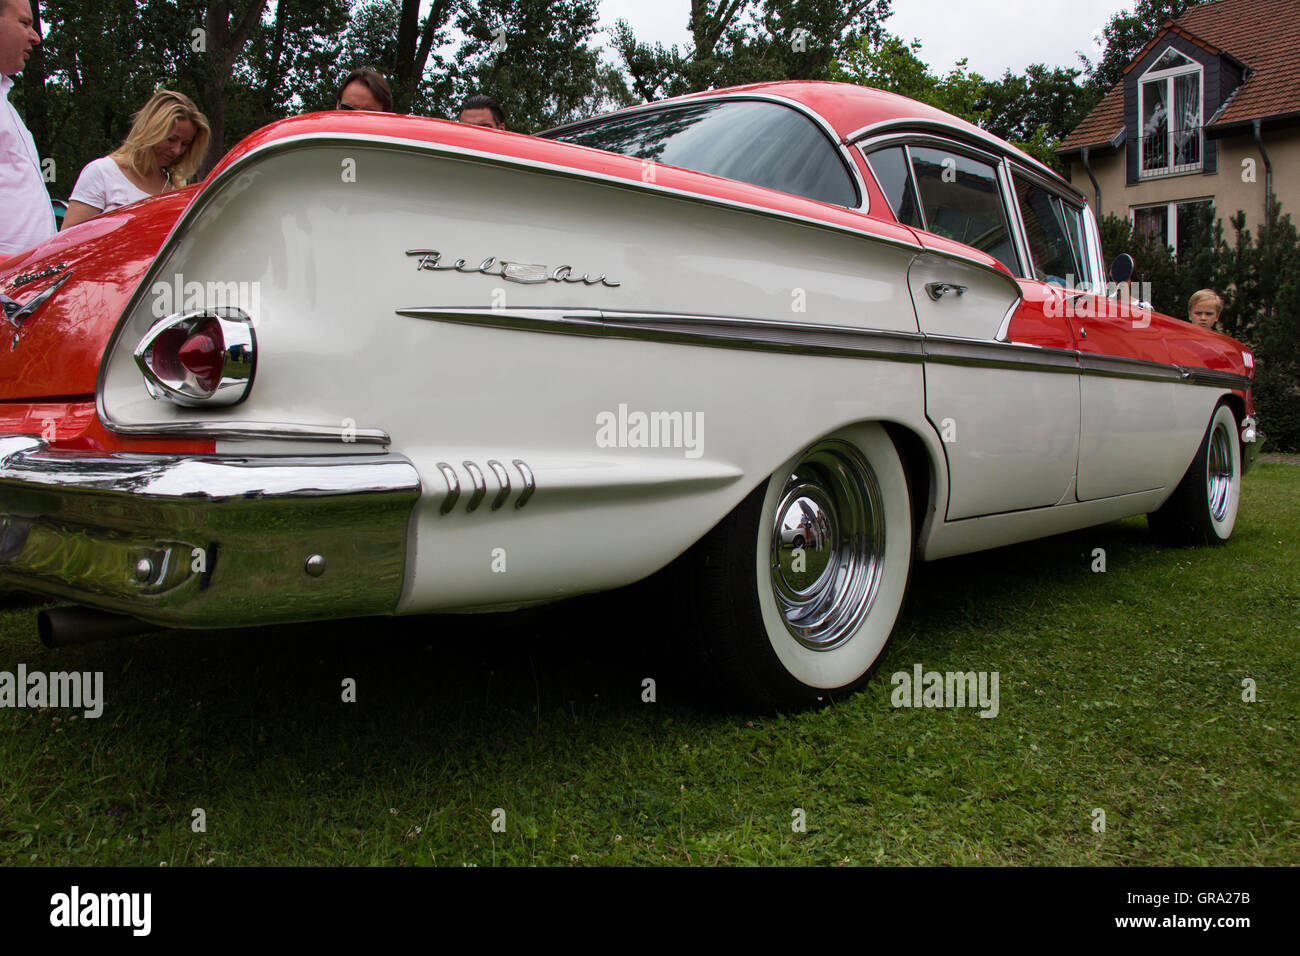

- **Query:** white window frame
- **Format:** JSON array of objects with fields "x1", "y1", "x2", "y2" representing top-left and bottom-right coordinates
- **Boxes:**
[
  {"x1": 1130, "y1": 197, "x2": 1214, "y2": 254},
  {"x1": 1137, "y1": 47, "x2": 1204, "y2": 178}
]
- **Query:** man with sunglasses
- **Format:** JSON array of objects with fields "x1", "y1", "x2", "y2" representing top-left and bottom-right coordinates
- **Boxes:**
[{"x1": 335, "y1": 67, "x2": 393, "y2": 112}]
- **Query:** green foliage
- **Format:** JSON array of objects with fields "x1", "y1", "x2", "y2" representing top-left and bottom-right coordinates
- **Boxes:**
[
  {"x1": 5, "y1": 461, "x2": 1298, "y2": 866},
  {"x1": 1101, "y1": 202, "x2": 1300, "y2": 451},
  {"x1": 453, "y1": 0, "x2": 628, "y2": 132},
  {"x1": 832, "y1": 33, "x2": 1091, "y2": 171},
  {"x1": 832, "y1": 34, "x2": 982, "y2": 115},
  {"x1": 611, "y1": 0, "x2": 893, "y2": 101},
  {"x1": 1084, "y1": 0, "x2": 1197, "y2": 96}
]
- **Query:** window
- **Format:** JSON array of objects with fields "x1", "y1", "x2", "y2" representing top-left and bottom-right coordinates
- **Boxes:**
[
  {"x1": 863, "y1": 146, "x2": 923, "y2": 228},
  {"x1": 1139, "y1": 46, "x2": 1203, "y2": 177},
  {"x1": 908, "y1": 146, "x2": 1018, "y2": 272},
  {"x1": 542, "y1": 100, "x2": 859, "y2": 207},
  {"x1": 1013, "y1": 176, "x2": 1087, "y2": 287},
  {"x1": 1132, "y1": 199, "x2": 1213, "y2": 261}
]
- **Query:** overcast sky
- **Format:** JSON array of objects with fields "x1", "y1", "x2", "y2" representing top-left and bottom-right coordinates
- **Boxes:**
[{"x1": 596, "y1": 0, "x2": 1137, "y2": 78}]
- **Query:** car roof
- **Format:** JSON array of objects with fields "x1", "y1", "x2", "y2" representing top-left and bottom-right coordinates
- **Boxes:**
[{"x1": 550, "y1": 80, "x2": 1077, "y2": 201}]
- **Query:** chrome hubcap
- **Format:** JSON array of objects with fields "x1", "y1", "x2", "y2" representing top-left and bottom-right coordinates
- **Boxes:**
[
  {"x1": 769, "y1": 441, "x2": 886, "y2": 651},
  {"x1": 1207, "y1": 421, "x2": 1234, "y2": 523}
]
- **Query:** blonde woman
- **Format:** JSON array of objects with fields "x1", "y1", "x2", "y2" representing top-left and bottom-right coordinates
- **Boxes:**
[{"x1": 62, "y1": 90, "x2": 209, "y2": 230}]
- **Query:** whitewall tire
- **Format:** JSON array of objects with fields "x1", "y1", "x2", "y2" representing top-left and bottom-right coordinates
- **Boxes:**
[
  {"x1": 680, "y1": 424, "x2": 912, "y2": 710},
  {"x1": 1148, "y1": 402, "x2": 1241, "y2": 546}
]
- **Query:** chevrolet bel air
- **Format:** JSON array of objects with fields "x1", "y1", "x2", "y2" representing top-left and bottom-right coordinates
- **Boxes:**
[{"x1": 0, "y1": 81, "x2": 1259, "y2": 709}]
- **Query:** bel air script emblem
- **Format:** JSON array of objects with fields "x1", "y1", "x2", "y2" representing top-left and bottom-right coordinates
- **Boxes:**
[{"x1": 406, "y1": 249, "x2": 619, "y2": 288}]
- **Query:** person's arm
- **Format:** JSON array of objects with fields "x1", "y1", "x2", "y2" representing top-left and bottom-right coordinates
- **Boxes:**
[
  {"x1": 61, "y1": 159, "x2": 108, "y2": 230},
  {"x1": 60, "y1": 199, "x2": 103, "y2": 230}
]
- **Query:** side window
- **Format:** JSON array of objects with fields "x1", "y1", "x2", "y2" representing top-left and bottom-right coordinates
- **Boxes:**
[
  {"x1": 908, "y1": 146, "x2": 1017, "y2": 272},
  {"x1": 1058, "y1": 201, "x2": 1098, "y2": 290},
  {"x1": 863, "y1": 146, "x2": 922, "y2": 228},
  {"x1": 1013, "y1": 176, "x2": 1086, "y2": 287},
  {"x1": 543, "y1": 100, "x2": 859, "y2": 207}
]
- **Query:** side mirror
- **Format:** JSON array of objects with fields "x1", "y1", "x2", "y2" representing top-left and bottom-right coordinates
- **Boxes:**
[{"x1": 1109, "y1": 253, "x2": 1134, "y2": 285}]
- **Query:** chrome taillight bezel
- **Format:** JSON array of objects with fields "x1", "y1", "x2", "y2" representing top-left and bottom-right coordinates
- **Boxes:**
[{"x1": 133, "y1": 307, "x2": 256, "y2": 407}]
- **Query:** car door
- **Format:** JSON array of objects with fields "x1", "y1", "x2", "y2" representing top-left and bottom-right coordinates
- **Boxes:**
[
  {"x1": 864, "y1": 142, "x2": 1081, "y2": 520},
  {"x1": 1008, "y1": 171, "x2": 1180, "y2": 500}
]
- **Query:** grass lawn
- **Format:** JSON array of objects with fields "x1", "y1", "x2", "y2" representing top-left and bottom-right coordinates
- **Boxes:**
[{"x1": 2, "y1": 464, "x2": 1296, "y2": 866}]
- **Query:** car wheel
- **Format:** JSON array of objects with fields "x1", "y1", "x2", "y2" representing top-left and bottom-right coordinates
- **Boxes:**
[
  {"x1": 1147, "y1": 402, "x2": 1241, "y2": 546},
  {"x1": 680, "y1": 424, "x2": 912, "y2": 710}
]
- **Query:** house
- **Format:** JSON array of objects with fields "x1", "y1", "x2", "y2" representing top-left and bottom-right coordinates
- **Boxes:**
[{"x1": 1057, "y1": 0, "x2": 1300, "y2": 256}]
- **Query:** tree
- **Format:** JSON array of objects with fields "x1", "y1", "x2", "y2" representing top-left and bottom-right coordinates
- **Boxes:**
[
  {"x1": 833, "y1": 33, "x2": 984, "y2": 116},
  {"x1": 1100, "y1": 202, "x2": 1300, "y2": 451},
  {"x1": 612, "y1": 0, "x2": 892, "y2": 102},
  {"x1": 1084, "y1": 0, "x2": 1197, "y2": 96},
  {"x1": 453, "y1": 0, "x2": 627, "y2": 131}
]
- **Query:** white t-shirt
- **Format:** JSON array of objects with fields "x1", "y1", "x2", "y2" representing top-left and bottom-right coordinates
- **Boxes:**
[
  {"x1": 69, "y1": 156, "x2": 153, "y2": 214},
  {"x1": 0, "y1": 75, "x2": 56, "y2": 257}
]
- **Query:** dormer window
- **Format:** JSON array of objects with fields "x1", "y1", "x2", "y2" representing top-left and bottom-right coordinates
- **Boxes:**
[{"x1": 1139, "y1": 46, "x2": 1203, "y2": 177}]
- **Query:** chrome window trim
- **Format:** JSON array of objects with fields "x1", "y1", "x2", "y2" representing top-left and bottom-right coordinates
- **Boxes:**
[
  {"x1": 864, "y1": 137, "x2": 1024, "y2": 277},
  {"x1": 541, "y1": 90, "x2": 869, "y2": 213},
  {"x1": 848, "y1": 118, "x2": 1087, "y2": 205},
  {"x1": 859, "y1": 143, "x2": 923, "y2": 230},
  {"x1": 858, "y1": 131, "x2": 1005, "y2": 170},
  {"x1": 996, "y1": 157, "x2": 1032, "y2": 280},
  {"x1": 1006, "y1": 159, "x2": 1098, "y2": 290},
  {"x1": 1081, "y1": 204, "x2": 1106, "y2": 293}
]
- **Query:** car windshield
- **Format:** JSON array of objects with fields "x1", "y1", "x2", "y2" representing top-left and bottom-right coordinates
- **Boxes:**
[{"x1": 543, "y1": 100, "x2": 859, "y2": 208}]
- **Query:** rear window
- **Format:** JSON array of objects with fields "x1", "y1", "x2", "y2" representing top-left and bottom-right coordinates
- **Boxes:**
[{"x1": 543, "y1": 100, "x2": 859, "y2": 208}]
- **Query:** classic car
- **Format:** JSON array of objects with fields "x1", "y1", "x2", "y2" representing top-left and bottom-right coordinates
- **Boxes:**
[{"x1": 0, "y1": 81, "x2": 1259, "y2": 709}]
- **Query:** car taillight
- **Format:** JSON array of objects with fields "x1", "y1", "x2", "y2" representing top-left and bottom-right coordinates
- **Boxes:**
[{"x1": 134, "y1": 308, "x2": 256, "y2": 406}]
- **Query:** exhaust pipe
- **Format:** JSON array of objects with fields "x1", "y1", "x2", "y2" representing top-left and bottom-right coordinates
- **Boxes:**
[{"x1": 38, "y1": 606, "x2": 158, "y2": 648}]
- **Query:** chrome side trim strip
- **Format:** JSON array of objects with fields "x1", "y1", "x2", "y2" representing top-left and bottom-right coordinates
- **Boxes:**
[
  {"x1": 90, "y1": 421, "x2": 390, "y2": 445},
  {"x1": 924, "y1": 337, "x2": 1080, "y2": 373},
  {"x1": 398, "y1": 305, "x2": 1245, "y2": 388},
  {"x1": 463, "y1": 460, "x2": 486, "y2": 513},
  {"x1": 1181, "y1": 367, "x2": 1253, "y2": 390},
  {"x1": 436, "y1": 461, "x2": 460, "y2": 514},
  {"x1": 512, "y1": 459, "x2": 535, "y2": 509},
  {"x1": 486, "y1": 459, "x2": 510, "y2": 510},
  {"x1": 1078, "y1": 353, "x2": 1184, "y2": 383},
  {"x1": 397, "y1": 306, "x2": 927, "y2": 363}
]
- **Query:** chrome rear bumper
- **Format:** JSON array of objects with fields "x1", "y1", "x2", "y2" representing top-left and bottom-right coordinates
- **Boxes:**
[{"x1": 0, "y1": 436, "x2": 421, "y2": 628}]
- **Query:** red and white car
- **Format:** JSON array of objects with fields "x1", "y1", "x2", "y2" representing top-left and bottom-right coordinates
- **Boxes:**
[{"x1": 0, "y1": 81, "x2": 1258, "y2": 709}]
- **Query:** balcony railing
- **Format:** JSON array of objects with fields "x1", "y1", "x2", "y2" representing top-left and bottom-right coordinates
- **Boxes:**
[{"x1": 1138, "y1": 124, "x2": 1204, "y2": 177}]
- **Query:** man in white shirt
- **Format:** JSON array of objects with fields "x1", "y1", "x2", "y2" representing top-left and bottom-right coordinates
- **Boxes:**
[{"x1": 0, "y1": 0, "x2": 55, "y2": 257}]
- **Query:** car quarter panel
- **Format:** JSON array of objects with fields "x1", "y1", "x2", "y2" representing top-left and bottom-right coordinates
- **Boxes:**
[{"x1": 94, "y1": 138, "x2": 932, "y2": 613}]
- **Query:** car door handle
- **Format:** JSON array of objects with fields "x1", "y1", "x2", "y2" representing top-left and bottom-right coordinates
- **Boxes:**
[{"x1": 925, "y1": 282, "x2": 967, "y2": 301}]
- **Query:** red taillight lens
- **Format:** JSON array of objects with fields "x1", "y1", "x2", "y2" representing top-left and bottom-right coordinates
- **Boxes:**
[
  {"x1": 176, "y1": 319, "x2": 225, "y2": 393},
  {"x1": 133, "y1": 308, "x2": 255, "y2": 407}
]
